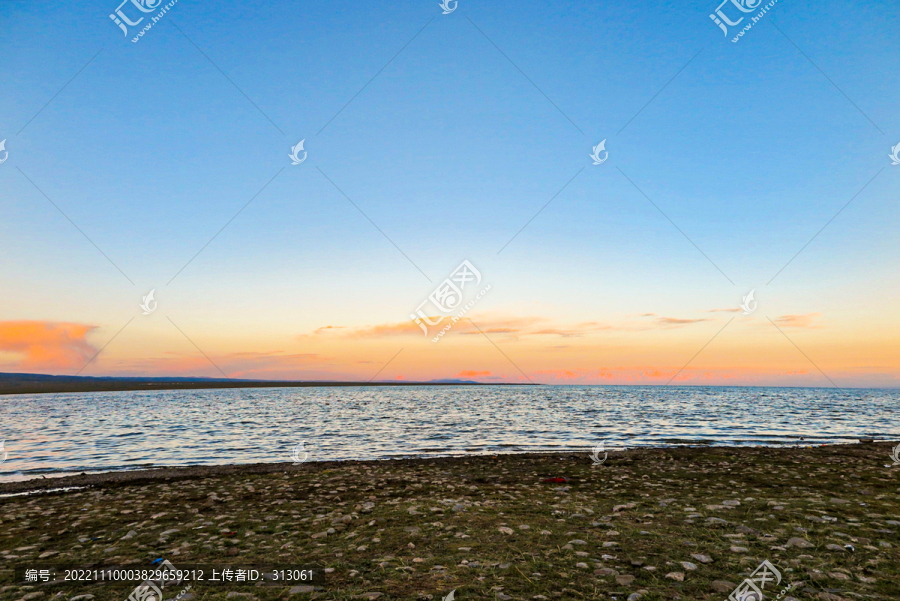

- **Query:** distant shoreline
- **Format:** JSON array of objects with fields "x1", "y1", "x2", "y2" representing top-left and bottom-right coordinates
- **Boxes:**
[{"x1": 0, "y1": 374, "x2": 531, "y2": 396}]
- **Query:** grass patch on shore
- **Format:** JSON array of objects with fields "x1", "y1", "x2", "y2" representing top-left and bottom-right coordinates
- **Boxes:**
[{"x1": 1, "y1": 444, "x2": 899, "y2": 600}]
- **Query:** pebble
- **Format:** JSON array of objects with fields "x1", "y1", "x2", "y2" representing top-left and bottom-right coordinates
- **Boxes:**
[
  {"x1": 665, "y1": 572, "x2": 684, "y2": 581},
  {"x1": 691, "y1": 553, "x2": 713, "y2": 564},
  {"x1": 711, "y1": 580, "x2": 736, "y2": 593},
  {"x1": 498, "y1": 527, "x2": 514, "y2": 535},
  {"x1": 680, "y1": 561, "x2": 697, "y2": 571},
  {"x1": 615, "y1": 574, "x2": 634, "y2": 585},
  {"x1": 289, "y1": 586, "x2": 316, "y2": 594},
  {"x1": 785, "y1": 537, "x2": 813, "y2": 548}
]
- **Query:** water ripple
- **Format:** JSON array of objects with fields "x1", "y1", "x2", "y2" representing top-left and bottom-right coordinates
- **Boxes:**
[{"x1": 0, "y1": 385, "x2": 898, "y2": 482}]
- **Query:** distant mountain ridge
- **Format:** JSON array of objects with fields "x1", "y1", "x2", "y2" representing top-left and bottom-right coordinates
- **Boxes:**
[{"x1": 0, "y1": 372, "x2": 506, "y2": 395}]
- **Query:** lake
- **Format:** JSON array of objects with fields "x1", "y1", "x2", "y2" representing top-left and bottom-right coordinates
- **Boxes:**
[{"x1": 1, "y1": 385, "x2": 898, "y2": 482}]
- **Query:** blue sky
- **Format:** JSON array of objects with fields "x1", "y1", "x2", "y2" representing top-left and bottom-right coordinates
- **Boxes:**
[{"x1": 1, "y1": 0, "x2": 898, "y2": 385}]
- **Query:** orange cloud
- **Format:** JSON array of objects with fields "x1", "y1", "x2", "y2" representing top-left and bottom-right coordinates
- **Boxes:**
[
  {"x1": 0, "y1": 321, "x2": 99, "y2": 370},
  {"x1": 655, "y1": 317, "x2": 712, "y2": 326},
  {"x1": 773, "y1": 313, "x2": 822, "y2": 328},
  {"x1": 534, "y1": 368, "x2": 615, "y2": 381},
  {"x1": 457, "y1": 370, "x2": 491, "y2": 377}
]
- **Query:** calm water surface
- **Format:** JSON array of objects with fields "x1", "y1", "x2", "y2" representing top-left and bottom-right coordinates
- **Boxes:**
[{"x1": 1, "y1": 385, "x2": 898, "y2": 482}]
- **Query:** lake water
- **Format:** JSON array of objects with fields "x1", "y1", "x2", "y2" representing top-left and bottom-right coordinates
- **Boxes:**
[{"x1": 1, "y1": 385, "x2": 898, "y2": 482}]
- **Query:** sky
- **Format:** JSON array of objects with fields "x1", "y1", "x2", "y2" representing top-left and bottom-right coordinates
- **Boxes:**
[{"x1": 0, "y1": 0, "x2": 898, "y2": 387}]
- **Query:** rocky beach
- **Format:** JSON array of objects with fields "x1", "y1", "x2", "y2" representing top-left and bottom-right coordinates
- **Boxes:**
[{"x1": 1, "y1": 443, "x2": 898, "y2": 601}]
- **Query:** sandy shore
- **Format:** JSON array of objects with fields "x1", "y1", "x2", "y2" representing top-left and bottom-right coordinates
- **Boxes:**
[{"x1": 1, "y1": 443, "x2": 898, "y2": 600}]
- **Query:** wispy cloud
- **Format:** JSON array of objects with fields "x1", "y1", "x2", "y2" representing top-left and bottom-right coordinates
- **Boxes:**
[
  {"x1": 772, "y1": 313, "x2": 823, "y2": 328},
  {"x1": 655, "y1": 317, "x2": 713, "y2": 326}
]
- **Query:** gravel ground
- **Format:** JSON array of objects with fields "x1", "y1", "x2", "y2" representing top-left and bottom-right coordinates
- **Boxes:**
[{"x1": 1, "y1": 443, "x2": 898, "y2": 600}]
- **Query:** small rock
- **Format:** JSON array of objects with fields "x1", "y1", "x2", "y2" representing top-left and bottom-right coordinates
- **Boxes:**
[
  {"x1": 786, "y1": 537, "x2": 813, "y2": 548},
  {"x1": 289, "y1": 587, "x2": 315, "y2": 595},
  {"x1": 225, "y1": 594, "x2": 256, "y2": 599},
  {"x1": 825, "y1": 544, "x2": 844, "y2": 551},
  {"x1": 730, "y1": 546, "x2": 749, "y2": 553},
  {"x1": 615, "y1": 574, "x2": 634, "y2": 585},
  {"x1": 575, "y1": 562, "x2": 589, "y2": 569},
  {"x1": 665, "y1": 572, "x2": 684, "y2": 581},
  {"x1": 120, "y1": 531, "x2": 137, "y2": 540},
  {"x1": 354, "y1": 594, "x2": 382, "y2": 601},
  {"x1": 680, "y1": 561, "x2": 697, "y2": 571},
  {"x1": 311, "y1": 532, "x2": 328, "y2": 539},
  {"x1": 691, "y1": 553, "x2": 713, "y2": 564},
  {"x1": 627, "y1": 594, "x2": 642, "y2": 601},
  {"x1": 568, "y1": 539, "x2": 587, "y2": 545},
  {"x1": 498, "y1": 527, "x2": 514, "y2": 535},
  {"x1": 711, "y1": 581, "x2": 736, "y2": 593},
  {"x1": 594, "y1": 568, "x2": 618, "y2": 576}
]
